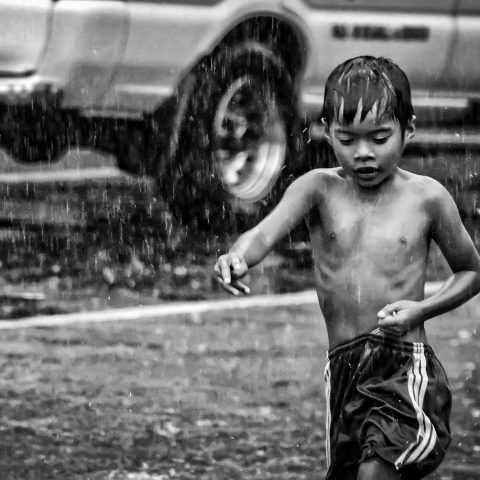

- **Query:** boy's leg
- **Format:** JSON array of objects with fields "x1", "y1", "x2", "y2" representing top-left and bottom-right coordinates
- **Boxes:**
[{"x1": 357, "y1": 458, "x2": 401, "y2": 480}]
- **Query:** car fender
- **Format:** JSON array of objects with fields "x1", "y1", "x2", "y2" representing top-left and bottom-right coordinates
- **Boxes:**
[{"x1": 40, "y1": 0, "x2": 129, "y2": 109}]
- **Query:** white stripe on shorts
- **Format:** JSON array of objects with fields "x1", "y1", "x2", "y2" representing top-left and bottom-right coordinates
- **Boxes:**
[
  {"x1": 394, "y1": 343, "x2": 438, "y2": 470},
  {"x1": 324, "y1": 353, "x2": 331, "y2": 469}
]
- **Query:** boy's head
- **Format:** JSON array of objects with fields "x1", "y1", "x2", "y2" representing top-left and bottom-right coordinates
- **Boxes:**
[
  {"x1": 322, "y1": 56, "x2": 414, "y2": 135},
  {"x1": 321, "y1": 56, "x2": 416, "y2": 189}
]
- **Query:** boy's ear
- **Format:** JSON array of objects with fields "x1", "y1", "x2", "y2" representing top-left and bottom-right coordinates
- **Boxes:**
[
  {"x1": 404, "y1": 115, "x2": 416, "y2": 144},
  {"x1": 321, "y1": 118, "x2": 332, "y2": 145}
]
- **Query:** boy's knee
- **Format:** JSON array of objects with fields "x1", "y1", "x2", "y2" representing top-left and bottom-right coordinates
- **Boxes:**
[{"x1": 357, "y1": 458, "x2": 401, "y2": 480}]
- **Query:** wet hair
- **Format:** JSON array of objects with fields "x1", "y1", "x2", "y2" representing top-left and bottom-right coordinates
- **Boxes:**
[{"x1": 322, "y1": 56, "x2": 414, "y2": 133}]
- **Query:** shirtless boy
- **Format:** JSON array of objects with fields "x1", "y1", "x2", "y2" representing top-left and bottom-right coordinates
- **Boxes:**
[{"x1": 213, "y1": 56, "x2": 480, "y2": 479}]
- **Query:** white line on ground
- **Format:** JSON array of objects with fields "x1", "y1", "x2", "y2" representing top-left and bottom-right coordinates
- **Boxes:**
[
  {"x1": 0, "y1": 290, "x2": 319, "y2": 330},
  {"x1": 0, "y1": 167, "x2": 124, "y2": 184},
  {"x1": 0, "y1": 282, "x2": 444, "y2": 330}
]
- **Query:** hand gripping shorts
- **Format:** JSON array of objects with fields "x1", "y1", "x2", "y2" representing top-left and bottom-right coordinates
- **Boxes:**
[{"x1": 324, "y1": 330, "x2": 452, "y2": 479}]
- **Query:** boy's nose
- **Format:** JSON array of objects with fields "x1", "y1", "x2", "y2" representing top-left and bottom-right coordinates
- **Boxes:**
[{"x1": 354, "y1": 140, "x2": 374, "y2": 161}]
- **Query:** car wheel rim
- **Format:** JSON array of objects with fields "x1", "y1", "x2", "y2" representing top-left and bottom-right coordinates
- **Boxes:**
[{"x1": 213, "y1": 75, "x2": 287, "y2": 202}]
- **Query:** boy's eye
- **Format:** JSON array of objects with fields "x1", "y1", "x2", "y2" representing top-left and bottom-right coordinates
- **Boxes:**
[
  {"x1": 336, "y1": 136, "x2": 354, "y2": 145},
  {"x1": 372, "y1": 135, "x2": 390, "y2": 144}
]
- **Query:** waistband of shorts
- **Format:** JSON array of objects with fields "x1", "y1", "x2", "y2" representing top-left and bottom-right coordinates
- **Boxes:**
[{"x1": 327, "y1": 330, "x2": 434, "y2": 360}]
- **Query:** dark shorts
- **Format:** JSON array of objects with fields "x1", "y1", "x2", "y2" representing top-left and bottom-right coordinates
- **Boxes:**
[{"x1": 324, "y1": 331, "x2": 452, "y2": 480}]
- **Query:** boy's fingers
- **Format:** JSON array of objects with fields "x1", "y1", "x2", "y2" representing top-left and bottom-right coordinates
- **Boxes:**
[
  {"x1": 377, "y1": 307, "x2": 390, "y2": 318},
  {"x1": 232, "y1": 280, "x2": 250, "y2": 294},
  {"x1": 378, "y1": 304, "x2": 399, "y2": 318},
  {"x1": 230, "y1": 253, "x2": 247, "y2": 276},
  {"x1": 230, "y1": 253, "x2": 241, "y2": 269},
  {"x1": 217, "y1": 257, "x2": 231, "y2": 284},
  {"x1": 216, "y1": 276, "x2": 241, "y2": 295},
  {"x1": 214, "y1": 253, "x2": 249, "y2": 294},
  {"x1": 215, "y1": 276, "x2": 250, "y2": 296},
  {"x1": 223, "y1": 284, "x2": 241, "y2": 296},
  {"x1": 378, "y1": 315, "x2": 398, "y2": 327}
]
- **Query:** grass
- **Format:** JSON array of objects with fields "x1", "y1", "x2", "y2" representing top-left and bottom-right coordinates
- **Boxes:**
[{"x1": 0, "y1": 298, "x2": 479, "y2": 479}]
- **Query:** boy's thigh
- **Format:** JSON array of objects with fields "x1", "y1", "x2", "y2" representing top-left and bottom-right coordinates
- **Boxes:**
[
  {"x1": 357, "y1": 458, "x2": 421, "y2": 480},
  {"x1": 357, "y1": 458, "x2": 401, "y2": 480}
]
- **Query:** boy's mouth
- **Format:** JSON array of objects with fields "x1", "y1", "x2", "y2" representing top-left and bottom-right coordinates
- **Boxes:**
[
  {"x1": 354, "y1": 165, "x2": 379, "y2": 178},
  {"x1": 355, "y1": 165, "x2": 378, "y2": 174}
]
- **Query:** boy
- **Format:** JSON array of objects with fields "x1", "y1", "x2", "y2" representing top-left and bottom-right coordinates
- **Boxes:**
[{"x1": 213, "y1": 56, "x2": 480, "y2": 479}]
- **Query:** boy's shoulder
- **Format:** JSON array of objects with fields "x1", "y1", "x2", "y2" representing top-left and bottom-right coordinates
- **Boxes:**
[
  {"x1": 397, "y1": 169, "x2": 454, "y2": 216},
  {"x1": 398, "y1": 168, "x2": 449, "y2": 198},
  {"x1": 290, "y1": 167, "x2": 343, "y2": 200},
  {"x1": 293, "y1": 167, "x2": 343, "y2": 187}
]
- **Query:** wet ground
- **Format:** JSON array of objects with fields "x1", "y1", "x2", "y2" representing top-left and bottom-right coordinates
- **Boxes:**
[{"x1": 0, "y1": 301, "x2": 479, "y2": 479}]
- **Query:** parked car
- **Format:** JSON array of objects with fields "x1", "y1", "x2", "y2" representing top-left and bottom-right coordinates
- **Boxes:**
[{"x1": 0, "y1": 0, "x2": 479, "y2": 227}]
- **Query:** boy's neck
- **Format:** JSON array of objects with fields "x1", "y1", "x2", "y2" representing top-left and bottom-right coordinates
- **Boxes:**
[{"x1": 348, "y1": 167, "x2": 398, "y2": 199}]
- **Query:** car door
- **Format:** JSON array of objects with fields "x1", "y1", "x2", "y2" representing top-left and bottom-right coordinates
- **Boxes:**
[
  {"x1": 446, "y1": 0, "x2": 480, "y2": 95},
  {"x1": 298, "y1": 0, "x2": 458, "y2": 99},
  {"x1": 108, "y1": 0, "x2": 225, "y2": 112},
  {"x1": 0, "y1": 0, "x2": 53, "y2": 76}
]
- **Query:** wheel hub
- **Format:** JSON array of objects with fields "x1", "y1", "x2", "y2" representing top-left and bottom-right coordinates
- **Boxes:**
[{"x1": 213, "y1": 75, "x2": 287, "y2": 202}]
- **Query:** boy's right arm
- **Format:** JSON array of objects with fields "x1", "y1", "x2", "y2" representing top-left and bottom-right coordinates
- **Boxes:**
[{"x1": 214, "y1": 170, "x2": 322, "y2": 295}]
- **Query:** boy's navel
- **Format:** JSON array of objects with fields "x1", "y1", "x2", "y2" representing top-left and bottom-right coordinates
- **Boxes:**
[
  {"x1": 400, "y1": 236, "x2": 407, "y2": 244},
  {"x1": 330, "y1": 232, "x2": 336, "y2": 240}
]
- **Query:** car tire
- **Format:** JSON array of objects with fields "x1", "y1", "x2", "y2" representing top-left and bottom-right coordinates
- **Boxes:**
[
  {"x1": 0, "y1": 102, "x2": 68, "y2": 163},
  {"x1": 114, "y1": 120, "x2": 157, "y2": 176},
  {"x1": 159, "y1": 42, "x2": 302, "y2": 233}
]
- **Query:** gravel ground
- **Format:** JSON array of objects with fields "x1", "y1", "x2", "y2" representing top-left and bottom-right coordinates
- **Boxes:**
[{"x1": 0, "y1": 300, "x2": 479, "y2": 479}]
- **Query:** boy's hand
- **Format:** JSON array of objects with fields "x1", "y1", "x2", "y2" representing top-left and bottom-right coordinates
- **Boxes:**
[
  {"x1": 213, "y1": 253, "x2": 250, "y2": 296},
  {"x1": 377, "y1": 300, "x2": 425, "y2": 336}
]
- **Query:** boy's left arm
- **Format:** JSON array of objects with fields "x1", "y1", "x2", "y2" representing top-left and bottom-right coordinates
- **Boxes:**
[{"x1": 378, "y1": 181, "x2": 480, "y2": 334}]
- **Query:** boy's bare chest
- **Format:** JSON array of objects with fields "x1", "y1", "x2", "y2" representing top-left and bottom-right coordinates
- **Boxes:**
[{"x1": 309, "y1": 194, "x2": 430, "y2": 257}]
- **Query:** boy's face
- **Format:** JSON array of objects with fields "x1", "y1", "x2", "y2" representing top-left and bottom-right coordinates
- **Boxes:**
[{"x1": 325, "y1": 102, "x2": 415, "y2": 189}]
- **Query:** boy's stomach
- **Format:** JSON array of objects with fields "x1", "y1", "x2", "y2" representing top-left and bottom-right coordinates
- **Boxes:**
[{"x1": 315, "y1": 265, "x2": 428, "y2": 348}]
